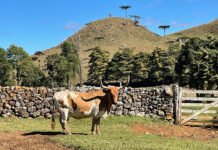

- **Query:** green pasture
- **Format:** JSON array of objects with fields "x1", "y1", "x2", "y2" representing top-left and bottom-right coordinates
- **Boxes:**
[{"x1": 0, "y1": 116, "x2": 218, "y2": 150}]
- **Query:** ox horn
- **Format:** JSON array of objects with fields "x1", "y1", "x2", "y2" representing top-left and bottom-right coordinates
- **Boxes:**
[
  {"x1": 120, "y1": 75, "x2": 130, "y2": 88},
  {"x1": 119, "y1": 79, "x2": 122, "y2": 87},
  {"x1": 99, "y1": 76, "x2": 108, "y2": 89},
  {"x1": 125, "y1": 75, "x2": 130, "y2": 87}
]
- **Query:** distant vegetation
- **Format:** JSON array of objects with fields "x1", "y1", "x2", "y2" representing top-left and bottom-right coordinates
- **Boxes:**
[
  {"x1": 1, "y1": 16, "x2": 217, "y2": 90},
  {"x1": 34, "y1": 51, "x2": 44, "y2": 56},
  {"x1": 0, "y1": 36, "x2": 217, "y2": 89},
  {"x1": 0, "y1": 45, "x2": 45, "y2": 86},
  {"x1": 87, "y1": 36, "x2": 217, "y2": 89},
  {"x1": 46, "y1": 41, "x2": 80, "y2": 87}
]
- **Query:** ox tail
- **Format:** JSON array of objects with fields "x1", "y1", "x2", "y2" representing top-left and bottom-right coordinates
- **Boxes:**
[{"x1": 51, "y1": 98, "x2": 56, "y2": 130}]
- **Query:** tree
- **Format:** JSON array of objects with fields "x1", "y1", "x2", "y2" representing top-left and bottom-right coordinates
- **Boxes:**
[
  {"x1": 61, "y1": 42, "x2": 79, "y2": 86},
  {"x1": 75, "y1": 35, "x2": 83, "y2": 86},
  {"x1": 165, "y1": 44, "x2": 180, "y2": 84},
  {"x1": 161, "y1": 49, "x2": 178, "y2": 84},
  {"x1": 129, "y1": 15, "x2": 141, "y2": 25},
  {"x1": 175, "y1": 37, "x2": 218, "y2": 89},
  {"x1": 17, "y1": 58, "x2": 45, "y2": 86},
  {"x1": 131, "y1": 52, "x2": 149, "y2": 83},
  {"x1": 120, "y1": 5, "x2": 131, "y2": 18},
  {"x1": 147, "y1": 47, "x2": 176, "y2": 85},
  {"x1": 87, "y1": 46, "x2": 109, "y2": 84},
  {"x1": 4, "y1": 45, "x2": 45, "y2": 86},
  {"x1": 0, "y1": 48, "x2": 14, "y2": 86},
  {"x1": 34, "y1": 51, "x2": 44, "y2": 56},
  {"x1": 148, "y1": 48, "x2": 165, "y2": 84},
  {"x1": 204, "y1": 36, "x2": 218, "y2": 89},
  {"x1": 7, "y1": 44, "x2": 30, "y2": 86},
  {"x1": 61, "y1": 41, "x2": 77, "y2": 58},
  {"x1": 158, "y1": 25, "x2": 170, "y2": 37},
  {"x1": 46, "y1": 54, "x2": 68, "y2": 87},
  {"x1": 106, "y1": 48, "x2": 133, "y2": 81}
]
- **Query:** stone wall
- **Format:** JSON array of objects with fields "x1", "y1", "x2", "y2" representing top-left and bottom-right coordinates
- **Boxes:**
[
  {"x1": 111, "y1": 87, "x2": 173, "y2": 120},
  {"x1": 0, "y1": 86, "x2": 173, "y2": 121}
]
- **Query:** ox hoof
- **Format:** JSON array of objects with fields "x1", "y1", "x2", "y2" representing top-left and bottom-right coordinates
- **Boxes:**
[
  {"x1": 64, "y1": 131, "x2": 72, "y2": 135},
  {"x1": 65, "y1": 133, "x2": 72, "y2": 136},
  {"x1": 91, "y1": 131, "x2": 96, "y2": 135}
]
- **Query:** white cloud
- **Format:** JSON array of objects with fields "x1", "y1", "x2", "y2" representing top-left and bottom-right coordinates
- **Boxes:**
[
  {"x1": 143, "y1": 18, "x2": 156, "y2": 26},
  {"x1": 170, "y1": 21, "x2": 189, "y2": 27},
  {"x1": 64, "y1": 22, "x2": 81, "y2": 30}
]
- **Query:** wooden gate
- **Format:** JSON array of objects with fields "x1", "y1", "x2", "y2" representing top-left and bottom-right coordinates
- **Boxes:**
[{"x1": 173, "y1": 85, "x2": 218, "y2": 126}]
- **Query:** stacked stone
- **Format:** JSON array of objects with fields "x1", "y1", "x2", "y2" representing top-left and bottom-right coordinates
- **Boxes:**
[
  {"x1": 111, "y1": 87, "x2": 173, "y2": 120},
  {"x1": 0, "y1": 86, "x2": 173, "y2": 121},
  {"x1": 0, "y1": 86, "x2": 54, "y2": 118},
  {"x1": 0, "y1": 86, "x2": 102, "y2": 118}
]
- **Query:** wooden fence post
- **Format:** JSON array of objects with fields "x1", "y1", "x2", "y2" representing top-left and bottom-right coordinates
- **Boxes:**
[{"x1": 173, "y1": 84, "x2": 182, "y2": 125}]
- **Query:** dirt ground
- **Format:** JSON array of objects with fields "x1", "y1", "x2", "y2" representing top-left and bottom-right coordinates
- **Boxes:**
[
  {"x1": 1, "y1": 125, "x2": 218, "y2": 150},
  {"x1": 0, "y1": 132, "x2": 72, "y2": 150},
  {"x1": 131, "y1": 123, "x2": 218, "y2": 141}
]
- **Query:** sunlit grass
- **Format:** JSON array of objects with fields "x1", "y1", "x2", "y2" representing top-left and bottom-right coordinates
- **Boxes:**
[{"x1": 0, "y1": 116, "x2": 218, "y2": 150}]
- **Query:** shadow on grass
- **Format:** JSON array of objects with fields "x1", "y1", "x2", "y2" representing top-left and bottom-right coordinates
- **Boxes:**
[{"x1": 22, "y1": 131, "x2": 88, "y2": 136}]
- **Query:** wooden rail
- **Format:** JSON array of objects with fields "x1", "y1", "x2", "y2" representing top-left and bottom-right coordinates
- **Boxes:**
[
  {"x1": 182, "y1": 97, "x2": 218, "y2": 102},
  {"x1": 181, "y1": 109, "x2": 217, "y2": 114},
  {"x1": 182, "y1": 103, "x2": 218, "y2": 107},
  {"x1": 183, "y1": 90, "x2": 218, "y2": 94},
  {"x1": 181, "y1": 100, "x2": 218, "y2": 125},
  {"x1": 173, "y1": 85, "x2": 218, "y2": 126}
]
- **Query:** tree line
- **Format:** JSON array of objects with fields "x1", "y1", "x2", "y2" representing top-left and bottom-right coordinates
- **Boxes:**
[
  {"x1": 0, "y1": 42, "x2": 79, "y2": 87},
  {"x1": 0, "y1": 36, "x2": 217, "y2": 89},
  {"x1": 87, "y1": 36, "x2": 218, "y2": 89},
  {"x1": 0, "y1": 45, "x2": 44, "y2": 86}
]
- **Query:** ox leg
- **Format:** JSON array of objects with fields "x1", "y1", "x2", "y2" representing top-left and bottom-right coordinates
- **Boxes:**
[
  {"x1": 91, "y1": 117, "x2": 97, "y2": 135},
  {"x1": 91, "y1": 117, "x2": 101, "y2": 135},
  {"x1": 96, "y1": 118, "x2": 101, "y2": 135},
  {"x1": 59, "y1": 108, "x2": 71, "y2": 135}
]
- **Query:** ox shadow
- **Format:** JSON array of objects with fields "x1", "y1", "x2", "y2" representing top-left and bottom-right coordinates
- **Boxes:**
[{"x1": 22, "y1": 131, "x2": 88, "y2": 136}]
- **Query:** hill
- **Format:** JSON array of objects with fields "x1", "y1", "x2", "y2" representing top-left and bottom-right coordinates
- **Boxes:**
[
  {"x1": 32, "y1": 18, "x2": 218, "y2": 81},
  {"x1": 32, "y1": 17, "x2": 167, "y2": 79},
  {"x1": 167, "y1": 19, "x2": 218, "y2": 40}
]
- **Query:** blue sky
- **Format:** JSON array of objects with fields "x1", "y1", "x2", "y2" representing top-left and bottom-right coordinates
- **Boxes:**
[{"x1": 0, "y1": 0, "x2": 217, "y2": 55}]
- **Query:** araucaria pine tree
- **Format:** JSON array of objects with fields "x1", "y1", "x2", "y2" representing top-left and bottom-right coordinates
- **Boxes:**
[
  {"x1": 106, "y1": 48, "x2": 134, "y2": 81},
  {"x1": 87, "y1": 46, "x2": 109, "y2": 84},
  {"x1": 61, "y1": 41, "x2": 80, "y2": 86}
]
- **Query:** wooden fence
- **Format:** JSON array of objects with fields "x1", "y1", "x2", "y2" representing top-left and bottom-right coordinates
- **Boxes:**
[{"x1": 173, "y1": 85, "x2": 218, "y2": 126}]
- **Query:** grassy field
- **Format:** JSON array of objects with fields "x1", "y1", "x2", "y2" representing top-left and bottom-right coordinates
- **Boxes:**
[{"x1": 0, "y1": 116, "x2": 218, "y2": 150}]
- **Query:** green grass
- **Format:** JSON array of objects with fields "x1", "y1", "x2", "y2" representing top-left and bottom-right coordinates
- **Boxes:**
[{"x1": 1, "y1": 116, "x2": 218, "y2": 150}]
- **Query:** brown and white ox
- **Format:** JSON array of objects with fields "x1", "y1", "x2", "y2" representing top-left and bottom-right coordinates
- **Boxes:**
[{"x1": 51, "y1": 79, "x2": 127, "y2": 135}]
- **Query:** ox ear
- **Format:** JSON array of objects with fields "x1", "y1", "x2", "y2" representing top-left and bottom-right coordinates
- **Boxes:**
[{"x1": 102, "y1": 88, "x2": 109, "y2": 93}]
